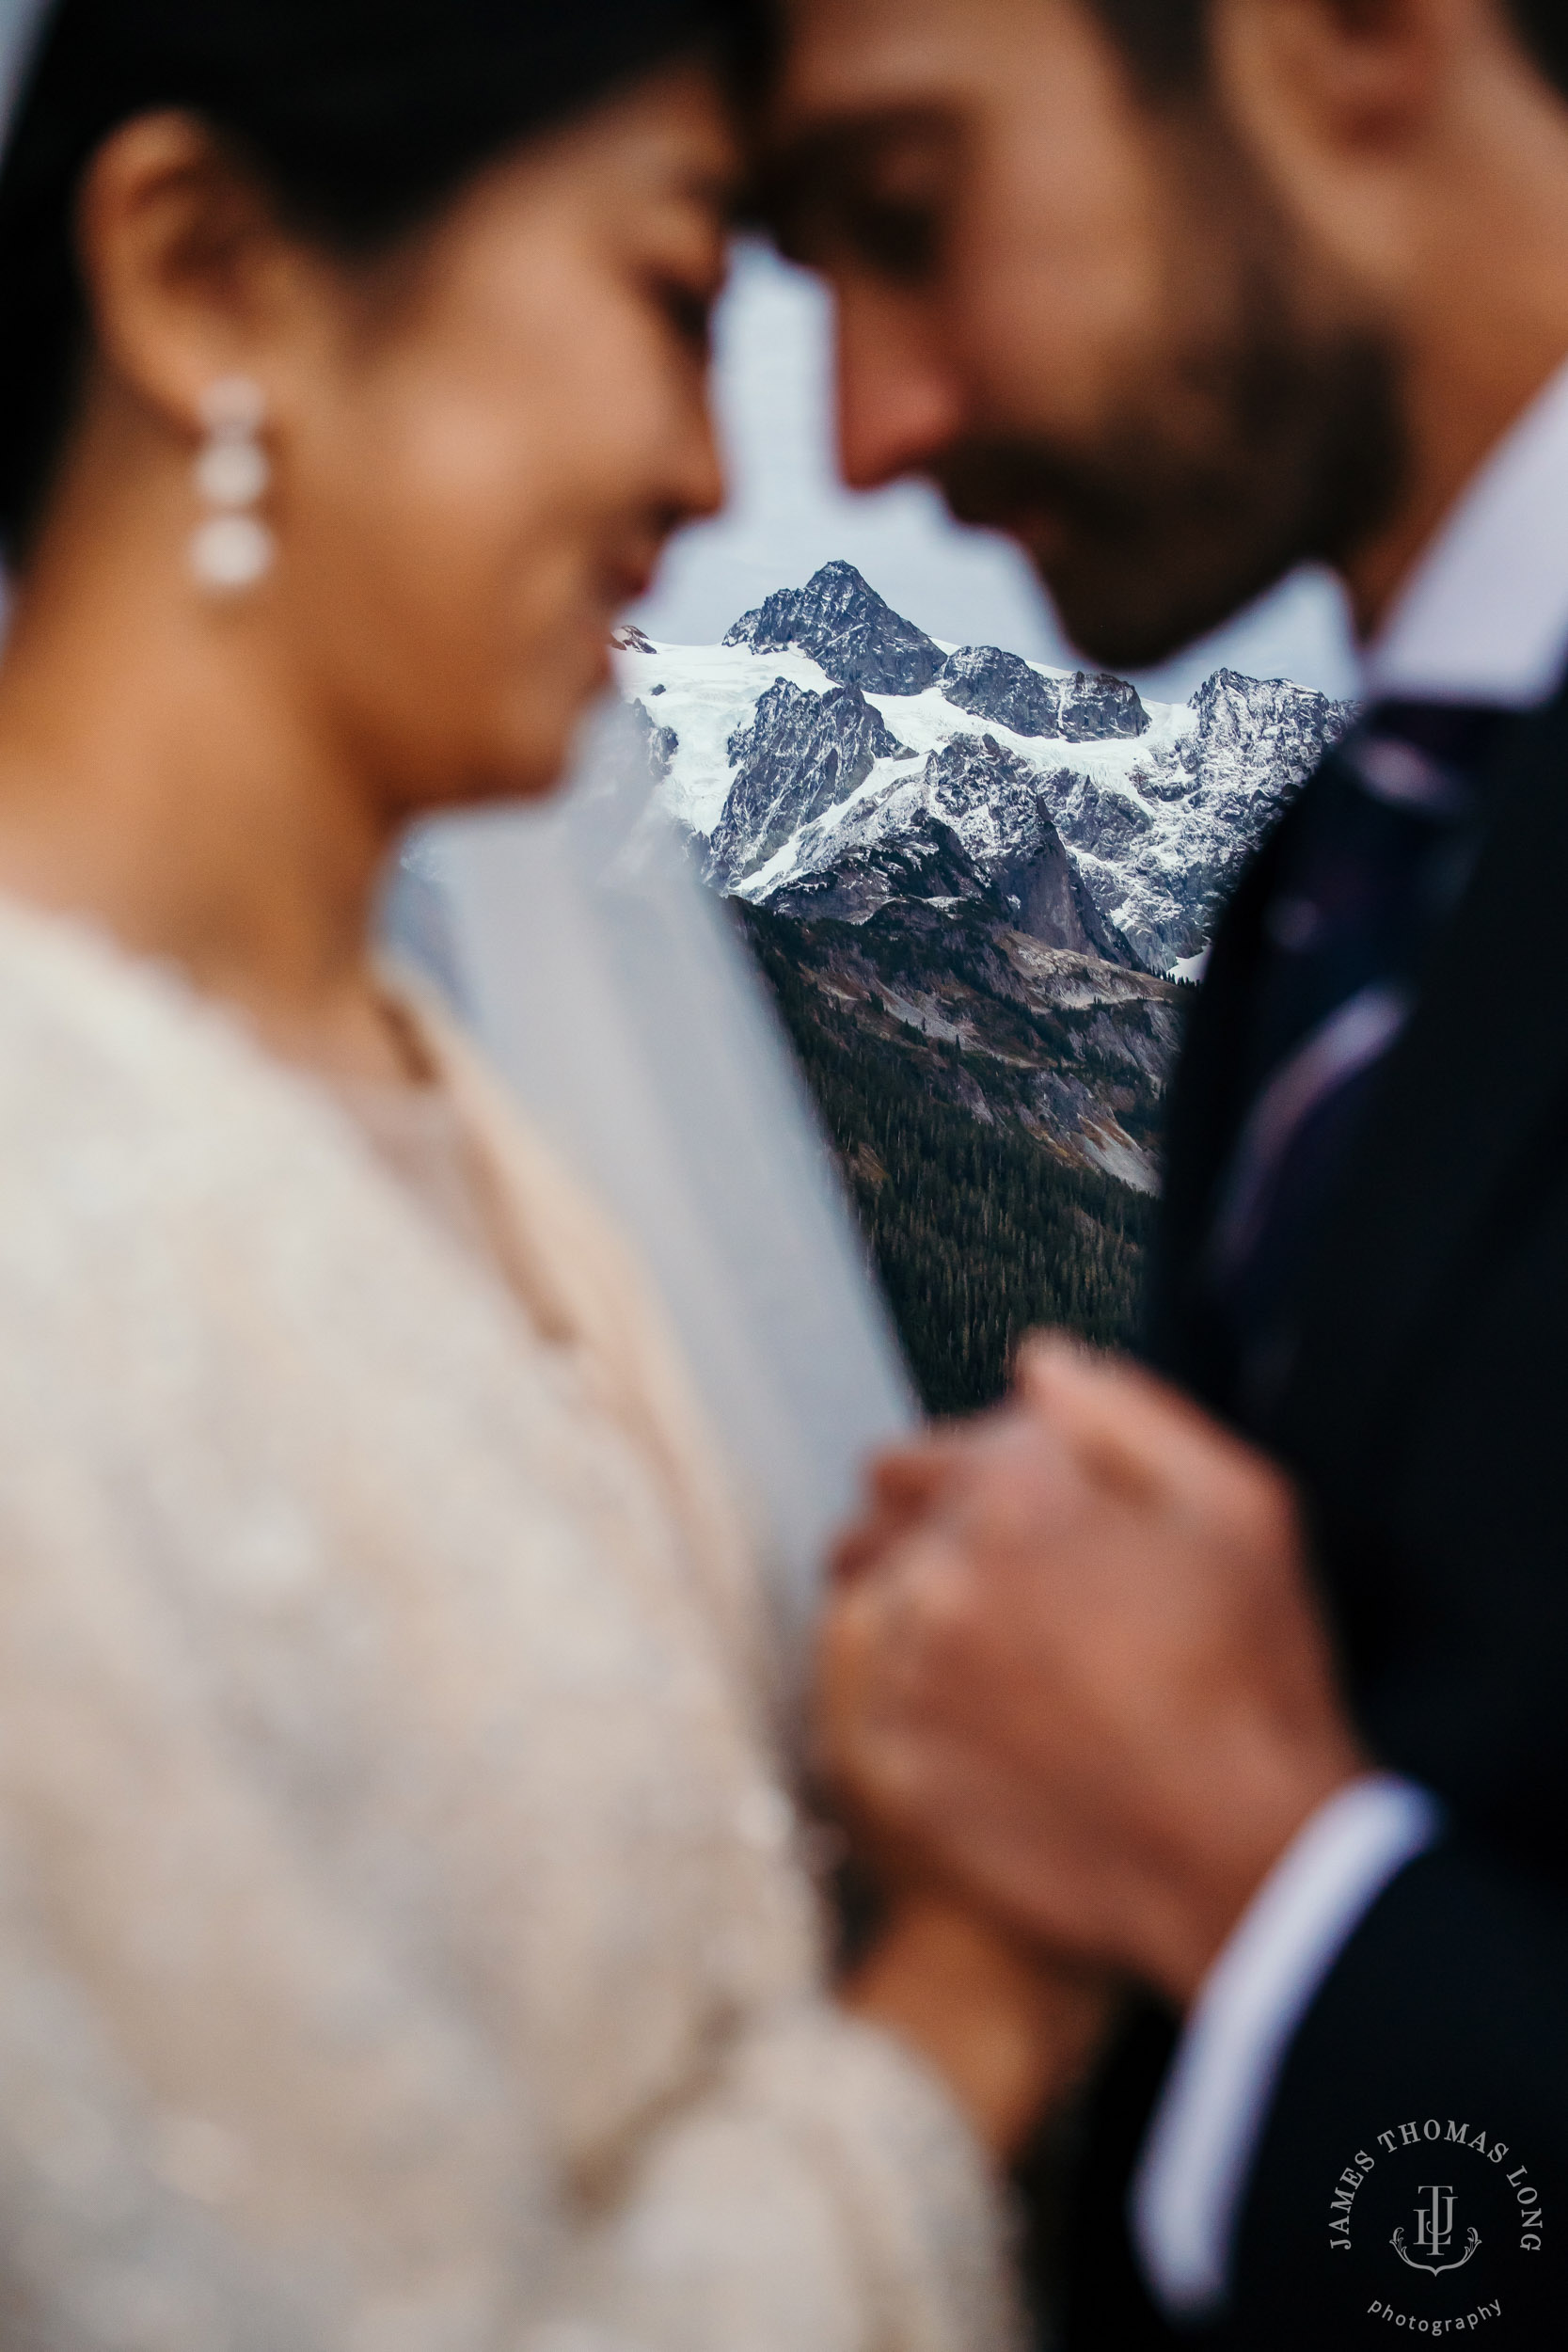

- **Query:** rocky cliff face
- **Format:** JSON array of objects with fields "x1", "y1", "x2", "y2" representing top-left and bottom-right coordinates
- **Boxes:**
[
  {"x1": 723, "y1": 559, "x2": 946, "y2": 694},
  {"x1": 927, "y1": 644, "x2": 1153, "y2": 744},
  {"x1": 1059, "y1": 671, "x2": 1151, "y2": 741},
  {"x1": 710, "y1": 677, "x2": 911, "y2": 883},
  {"x1": 764, "y1": 731, "x2": 1133, "y2": 962},
  {"x1": 937, "y1": 645, "x2": 1063, "y2": 738},
  {"x1": 1038, "y1": 668, "x2": 1353, "y2": 965},
  {"x1": 748, "y1": 895, "x2": 1185, "y2": 1198},
  {"x1": 627, "y1": 694, "x2": 677, "y2": 787},
  {"x1": 620, "y1": 563, "x2": 1354, "y2": 1184}
]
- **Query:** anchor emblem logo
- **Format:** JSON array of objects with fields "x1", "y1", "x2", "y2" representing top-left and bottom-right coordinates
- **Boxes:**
[{"x1": 1391, "y1": 2185, "x2": 1481, "y2": 2277}]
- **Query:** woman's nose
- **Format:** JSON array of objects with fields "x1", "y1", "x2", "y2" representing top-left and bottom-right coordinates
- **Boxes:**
[{"x1": 666, "y1": 384, "x2": 728, "y2": 528}]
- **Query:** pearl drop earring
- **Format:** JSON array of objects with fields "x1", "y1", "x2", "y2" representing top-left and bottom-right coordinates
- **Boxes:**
[{"x1": 189, "y1": 376, "x2": 276, "y2": 594}]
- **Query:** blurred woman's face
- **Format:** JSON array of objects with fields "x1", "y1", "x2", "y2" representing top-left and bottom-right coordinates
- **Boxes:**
[{"x1": 269, "y1": 66, "x2": 736, "y2": 810}]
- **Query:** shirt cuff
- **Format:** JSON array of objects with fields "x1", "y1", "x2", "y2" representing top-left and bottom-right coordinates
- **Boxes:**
[{"x1": 1130, "y1": 1772, "x2": 1445, "y2": 2320}]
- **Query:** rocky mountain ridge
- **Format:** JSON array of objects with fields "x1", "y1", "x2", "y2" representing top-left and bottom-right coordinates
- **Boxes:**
[
  {"x1": 621, "y1": 560, "x2": 1353, "y2": 976},
  {"x1": 617, "y1": 563, "x2": 1354, "y2": 1193}
]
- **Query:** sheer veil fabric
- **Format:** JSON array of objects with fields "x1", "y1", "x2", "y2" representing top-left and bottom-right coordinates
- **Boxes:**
[{"x1": 388, "y1": 705, "x2": 918, "y2": 1679}]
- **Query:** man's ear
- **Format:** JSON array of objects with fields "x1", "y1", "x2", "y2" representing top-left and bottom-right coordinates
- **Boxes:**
[
  {"x1": 1212, "y1": 0, "x2": 1454, "y2": 158},
  {"x1": 75, "y1": 111, "x2": 306, "y2": 442}
]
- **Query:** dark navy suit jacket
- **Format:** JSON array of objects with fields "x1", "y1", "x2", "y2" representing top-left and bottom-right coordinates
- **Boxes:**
[{"x1": 1053, "y1": 686, "x2": 1568, "y2": 2350}]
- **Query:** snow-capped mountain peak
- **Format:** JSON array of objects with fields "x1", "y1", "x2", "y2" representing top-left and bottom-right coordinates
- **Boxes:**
[
  {"x1": 722, "y1": 559, "x2": 945, "y2": 695},
  {"x1": 620, "y1": 563, "x2": 1353, "y2": 974}
]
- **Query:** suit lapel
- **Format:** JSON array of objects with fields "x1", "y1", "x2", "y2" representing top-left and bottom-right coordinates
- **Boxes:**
[
  {"x1": 1272, "y1": 679, "x2": 1568, "y2": 1490},
  {"x1": 1147, "y1": 807, "x2": 1301, "y2": 1395}
]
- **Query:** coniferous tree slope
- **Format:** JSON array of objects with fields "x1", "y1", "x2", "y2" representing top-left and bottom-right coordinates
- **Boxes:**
[{"x1": 739, "y1": 902, "x2": 1163, "y2": 1412}]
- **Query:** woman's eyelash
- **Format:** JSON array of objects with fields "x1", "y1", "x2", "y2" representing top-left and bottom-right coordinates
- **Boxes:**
[{"x1": 653, "y1": 278, "x2": 716, "y2": 356}]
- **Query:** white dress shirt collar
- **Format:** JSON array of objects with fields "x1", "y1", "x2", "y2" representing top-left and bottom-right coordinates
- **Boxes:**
[{"x1": 1366, "y1": 353, "x2": 1568, "y2": 710}]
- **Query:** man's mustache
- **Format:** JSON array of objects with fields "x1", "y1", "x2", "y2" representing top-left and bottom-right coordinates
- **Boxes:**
[{"x1": 932, "y1": 436, "x2": 1152, "y2": 543}]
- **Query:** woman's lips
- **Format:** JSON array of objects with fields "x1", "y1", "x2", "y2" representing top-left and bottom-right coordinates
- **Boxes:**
[{"x1": 603, "y1": 548, "x2": 658, "y2": 613}]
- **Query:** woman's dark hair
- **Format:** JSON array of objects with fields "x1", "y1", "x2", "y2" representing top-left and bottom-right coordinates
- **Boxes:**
[{"x1": 0, "y1": 0, "x2": 771, "y2": 560}]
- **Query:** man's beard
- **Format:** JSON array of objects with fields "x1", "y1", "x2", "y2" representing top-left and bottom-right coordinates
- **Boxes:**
[{"x1": 935, "y1": 262, "x2": 1408, "y2": 673}]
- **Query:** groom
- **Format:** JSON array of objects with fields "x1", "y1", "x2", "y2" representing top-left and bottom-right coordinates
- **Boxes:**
[{"x1": 765, "y1": 0, "x2": 1568, "y2": 2344}]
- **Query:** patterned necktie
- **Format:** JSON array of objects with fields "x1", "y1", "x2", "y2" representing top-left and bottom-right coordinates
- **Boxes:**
[{"x1": 1205, "y1": 700, "x2": 1508, "y2": 1422}]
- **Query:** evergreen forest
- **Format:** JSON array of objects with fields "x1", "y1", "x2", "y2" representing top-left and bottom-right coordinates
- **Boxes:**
[{"x1": 740, "y1": 905, "x2": 1160, "y2": 1414}]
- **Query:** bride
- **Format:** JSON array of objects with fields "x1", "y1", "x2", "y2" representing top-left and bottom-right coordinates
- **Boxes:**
[{"x1": 0, "y1": 2, "x2": 1101, "y2": 2346}]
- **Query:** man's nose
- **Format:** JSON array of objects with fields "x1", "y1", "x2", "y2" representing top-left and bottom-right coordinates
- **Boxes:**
[{"x1": 834, "y1": 290, "x2": 968, "y2": 493}]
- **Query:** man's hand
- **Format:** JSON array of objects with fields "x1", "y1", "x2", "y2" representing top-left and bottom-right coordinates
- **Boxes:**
[{"x1": 818, "y1": 1339, "x2": 1370, "y2": 2009}]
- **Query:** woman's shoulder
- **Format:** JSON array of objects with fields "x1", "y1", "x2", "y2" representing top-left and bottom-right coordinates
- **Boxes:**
[
  {"x1": 0, "y1": 890, "x2": 291, "y2": 1147},
  {"x1": 0, "y1": 896, "x2": 458, "y2": 1317},
  {"x1": 0, "y1": 898, "x2": 656, "y2": 1525}
]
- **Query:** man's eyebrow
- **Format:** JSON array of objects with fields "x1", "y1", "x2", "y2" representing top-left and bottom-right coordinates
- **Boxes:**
[
  {"x1": 767, "y1": 102, "x2": 955, "y2": 175},
  {"x1": 749, "y1": 104, "x2": 956, "y2": 237}
]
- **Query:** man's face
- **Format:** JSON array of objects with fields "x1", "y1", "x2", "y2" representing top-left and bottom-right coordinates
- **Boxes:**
[{"x1": 768, "y1": 0, "x2": 1405, "y2": 668}]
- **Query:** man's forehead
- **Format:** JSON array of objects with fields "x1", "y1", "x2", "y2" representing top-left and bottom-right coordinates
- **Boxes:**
[{"x1": 775, "y1": 0, "x2": 1044, "y2": 124}]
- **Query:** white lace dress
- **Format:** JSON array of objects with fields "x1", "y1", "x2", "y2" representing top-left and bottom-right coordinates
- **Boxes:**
[{"x1": 0, "y1": 894, "x2": 1017, "y2": 2352}]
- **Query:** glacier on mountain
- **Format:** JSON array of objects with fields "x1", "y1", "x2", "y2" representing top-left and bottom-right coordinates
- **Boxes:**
[{"x1": 619, "y1": 562, "x2": 1353, "y2": 974}]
